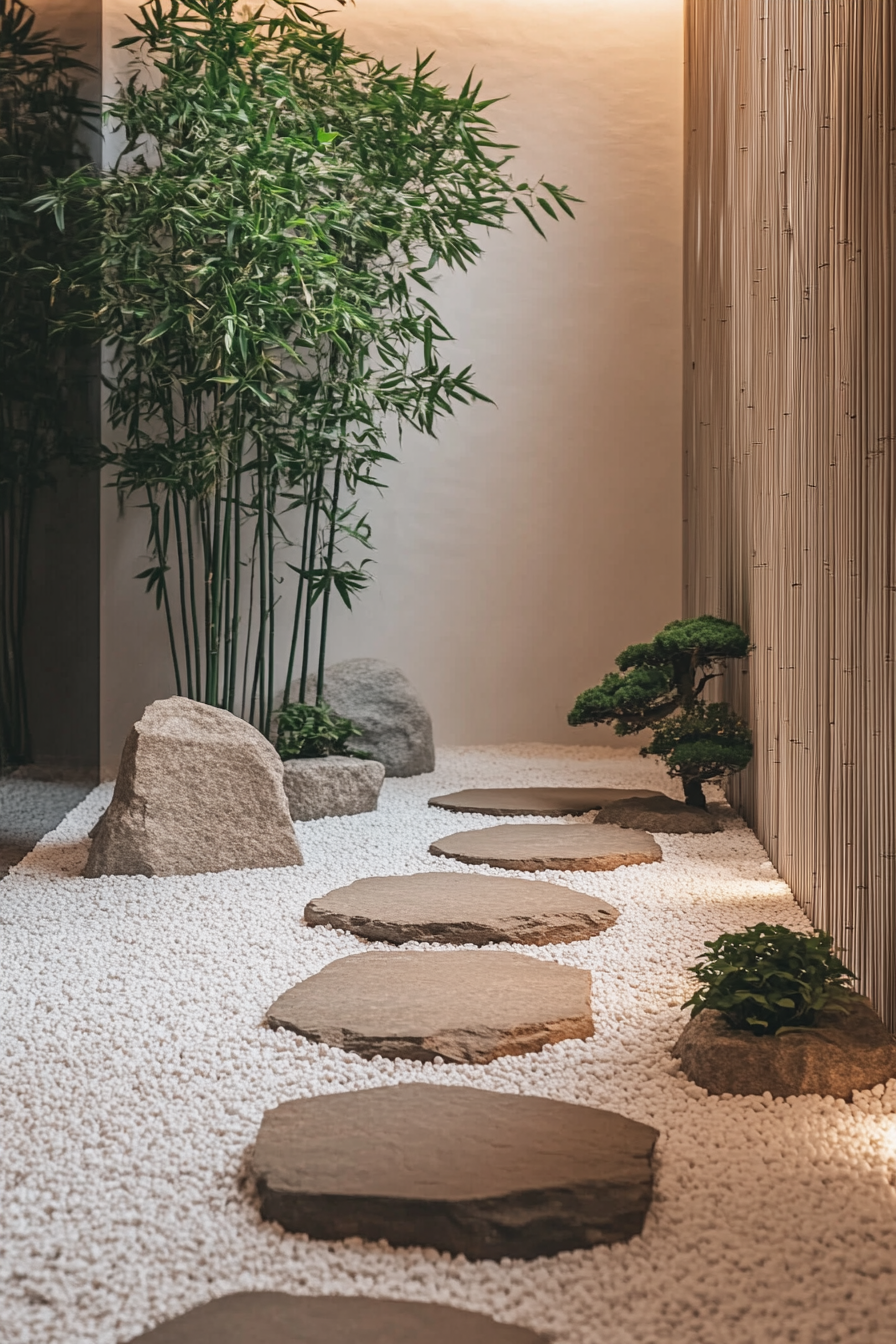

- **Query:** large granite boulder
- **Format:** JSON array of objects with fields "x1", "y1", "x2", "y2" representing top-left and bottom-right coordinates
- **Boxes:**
[
  {"x1": 291, "y1": 659, "x2": 434, "y2": 777},
  {"x1": 85, "y1": 697, "x2": 303, "y2": 878},
  {"x1": 673, "y1": 994, "x2": 896, "y2": 1099},
  {"x1": 281, "y1": 756, "x2": 385, "y2": 821},
  {"x1": 127, "y1": 1293, "x2": 548, "y2": 1343}
]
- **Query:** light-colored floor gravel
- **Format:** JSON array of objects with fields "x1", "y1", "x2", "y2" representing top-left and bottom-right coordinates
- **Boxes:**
[{"x1": 1, "y1": 745, "x2": 894, "y2": 1344}]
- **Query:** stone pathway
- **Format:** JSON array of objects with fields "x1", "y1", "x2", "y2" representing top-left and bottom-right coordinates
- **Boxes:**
[
  {"x1": 250, "y1": 1084, "x2": 658, "y2": 1260},
  {"x1": 128, "y1": 1291, "x2": 547, "y2": 1343},
  {"x1": 428, "y1": 785, "x2": 665, "y2": 815},
  {"x1": 266, "y1": 950, "x2": 594, "y2": 1063},
  {"x1": 429, "y1": 822, "x2": 662, "y2": 871},
  {"x1": 304, "y1": 871, "x2": 619, "y2": 945}
]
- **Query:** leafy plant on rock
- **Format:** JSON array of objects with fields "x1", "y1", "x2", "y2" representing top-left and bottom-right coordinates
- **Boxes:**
[
  {"x1": 38, "y1": 0, "x2": 575, "y2": 737},
  {"x1": 683, "y1": 923, "x2": 855, "y2": 1036},
  {"x1": 0, "y1": 0, "x2": 94, "y2": 766},
  {"x1": 275, "y1": 699, "x2": 365, "y2": 760},
  {"x1": 568, "y1": 616, "x2": 752, "y2": 807}
]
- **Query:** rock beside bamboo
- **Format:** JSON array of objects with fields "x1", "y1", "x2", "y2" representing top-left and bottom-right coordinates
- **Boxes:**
[{"x1": 85, "y1": 697, "x2": 303, "y2": 878}]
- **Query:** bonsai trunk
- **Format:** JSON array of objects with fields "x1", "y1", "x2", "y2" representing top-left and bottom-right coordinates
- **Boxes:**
[{"x1": 683, "y1": 777, "x2": 707, "y2": 809}]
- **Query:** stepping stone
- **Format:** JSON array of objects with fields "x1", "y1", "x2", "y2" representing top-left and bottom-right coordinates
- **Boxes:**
[
  {"x1": 127, "y1": 1291, "x2": 547, "y2": 1343},
  {"x1": 250, "y1": 1084, "x2": 659, "y2": 1259},
  {"x1": 429, "y1": 786, "x2": 665, "y2": 816},
  {"x1": 266, "y1": 950, "x2": 593, "y2": 1063},
  {"x1": 595, "y1": 794, "x2": 721, "y2": 834},
  {"x1": 305, "y1": 872, "x2": 619, "y2": 945},
  {"x1": 430, "y1": 822, "x2": 662, "y2": 872}
]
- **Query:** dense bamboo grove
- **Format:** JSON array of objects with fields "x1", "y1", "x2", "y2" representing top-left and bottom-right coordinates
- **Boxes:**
[{"x1": 683, "y1": 1, "x2": 896, "y2": 1025}]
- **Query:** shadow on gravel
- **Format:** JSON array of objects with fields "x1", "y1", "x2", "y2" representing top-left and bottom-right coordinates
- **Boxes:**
[{"x1": 0, "y1": 777, "x2": 91, "y2": 876}]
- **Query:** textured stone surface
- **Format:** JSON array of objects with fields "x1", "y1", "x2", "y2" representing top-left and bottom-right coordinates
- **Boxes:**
[
  {"x1": 674, "y1": 995, "x2": 896, "y2": 1099},
  {"x1": 85, "y1": 697, "x2": 302, "y2": 878},
  {"x1": 127, "y1": 1291, "x2": 547, "y2": 1343},
  {"x1": 250, "y1": 1084, "x2": 658, "y2": 1259},
  {"x1": 430, "y1": 822, "x2": 662, "y2": 872},
  {"x1": 596, "y1": 794, "x2": 722, "y2": 834},
  {"x1": 281, "y1": 755, "x2": 385, "y2": 821},
  {"x1": 305, "y1": 871, "x2": 619, "y2": 945},
  {"x1": 290, "y1": 658, "x2": 434, "y2": 777},
  {"x1": 429, "y1": 786, "x2": 665, "y2": 816},
  {"x1": 266, "y1": 950, "x2": 593, "y2": 1063}
]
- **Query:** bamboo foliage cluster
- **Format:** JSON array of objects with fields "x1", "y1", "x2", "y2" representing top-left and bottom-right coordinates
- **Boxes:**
[
  {"x1": 39, "y1": 0, "x2": 574, "y2": 738},
  {"x1": 0, "y1": 0, "x2": 93, "y2": 766}
]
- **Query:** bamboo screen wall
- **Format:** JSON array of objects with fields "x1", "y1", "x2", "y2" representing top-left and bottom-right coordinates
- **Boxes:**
[{"x1": 683, "y1": 1, "x2": 896, "y2": 1026}]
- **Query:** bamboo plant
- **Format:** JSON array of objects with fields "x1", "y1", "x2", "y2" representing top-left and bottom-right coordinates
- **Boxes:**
[
  {"x1": 38, "y1": 0, "x2": 575, "y2": 737},
  {"x1": 0, "y1": 0, "x2": 93, "y2": 767}
]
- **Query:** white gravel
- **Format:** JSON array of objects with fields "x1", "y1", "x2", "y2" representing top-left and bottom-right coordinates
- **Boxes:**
[{"x1": 1, "y1": 745, "x2": 894, "y2": 1344}]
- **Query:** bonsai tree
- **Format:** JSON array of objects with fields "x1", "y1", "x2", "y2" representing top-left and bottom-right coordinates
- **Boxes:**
[
  {"x1": 683, "y1": 923, "x2": 855, "y2": 1036},
  {"x1": 0, "y1": 0, "x2": 94, "y2": 766},
  {"x1": 38, "y1": 0, "x2": 575, "y2": 738},
  {"x1": 568, "y1": 615, "x2": 752, "y2": 808}
]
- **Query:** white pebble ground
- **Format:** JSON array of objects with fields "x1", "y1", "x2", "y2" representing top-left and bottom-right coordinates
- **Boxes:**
[{"x1": 2, "y1": 746, "x2": 894, "y2": 1344}]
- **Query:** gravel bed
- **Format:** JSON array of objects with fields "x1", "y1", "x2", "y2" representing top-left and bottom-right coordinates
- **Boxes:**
[
  {"x1": 0, "y1": 778, "x2": 91, "y2": 875},
  {"x1": 1, "y1": 745, "x2": 894, "y2": 1344}
]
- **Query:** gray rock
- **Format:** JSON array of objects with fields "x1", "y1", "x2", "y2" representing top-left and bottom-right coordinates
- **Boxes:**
[
  {"x1": 291, "y1": 659, "x2": 434, "y2": 777},
  {"x1": 430, "y1": 822, "x2": 662, "y2": 872},
  {"x1": 281, "y1": 755, "x2": 385, "y2": 821},
  {"x1": 305, "y1": 871, "x2": 619, "y2": 945},
  {"x1": 84, "y1": 697, "x2": 302, "y2": 878},
  {"x1": 266, "y1": 950, "x2": 593, "y2": 1063},
  {"x1": 126, "y1": 1292, "x2": 547, "y2": 1343},
  {"x1": 429, "y1": 787, "x2": 665, "y2": 816},
  {"x1": 250, "y1": 1083, "x2": 658, "y2": 1259},
  {"x1": 595, "y1": 794, "x2": 721, "y2": 834},
  {"x1": 673, "y1": 994, "x2": 896, "y2": 1099}
]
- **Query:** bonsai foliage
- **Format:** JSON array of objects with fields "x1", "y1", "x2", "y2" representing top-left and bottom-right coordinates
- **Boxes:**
[
  {"x1": 568, "y1": 616, "x2": 752, "y2": 807},
  {"x1": 0, "y1": 0, "x2": 93, "y2": 765},
  {"x1": 683, "y1": 923, "x2": 855, "y2": 1036},
  {"x1": 274, "y1": 699, "x2": 364, "y2": 760},
  {"x1": 38, "y1": 0, "x2": 575, "y2": 737}
]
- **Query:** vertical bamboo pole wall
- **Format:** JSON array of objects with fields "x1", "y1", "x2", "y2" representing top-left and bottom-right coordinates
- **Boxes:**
[{"x1": 684, "y1": 1, "x2": 896, "y2": 1026}]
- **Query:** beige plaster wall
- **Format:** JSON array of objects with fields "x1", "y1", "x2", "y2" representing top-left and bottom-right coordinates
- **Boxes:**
[{"x1": 97, "y1": 0, "x2": 683, "y2": 775}]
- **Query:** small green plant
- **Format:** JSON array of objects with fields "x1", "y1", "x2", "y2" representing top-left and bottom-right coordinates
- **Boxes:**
[
  {"x1": 683, "y1": 923, "x2": 855, "y2": 1036},
  {"x1": 275, "y1": 700, "x2": 366, "y2": 761},
  {"x1": 567, "y1": 615, "x2": 752, "y2": 807}
]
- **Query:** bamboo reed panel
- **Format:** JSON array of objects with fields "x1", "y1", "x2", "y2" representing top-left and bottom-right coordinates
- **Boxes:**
[{"x1": 683, "y1": 1, "x2": 896, "y2": 1027}]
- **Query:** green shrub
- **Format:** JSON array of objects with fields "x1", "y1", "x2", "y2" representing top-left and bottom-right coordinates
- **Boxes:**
[
  {"x1": 275, "y1": 701, "x2": 366, "y2": 761},
  {"x1": 682, "y1": 923, "x2": 855, "y2": 1036}
]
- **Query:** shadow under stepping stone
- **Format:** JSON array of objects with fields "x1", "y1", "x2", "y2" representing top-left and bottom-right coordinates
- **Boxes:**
[
  {"x1": 266, "y1": 950, "x2": 593, "y2": 1063},
  {"x1": 126, "y1": 1291, "x2": 547, "y2": 1343},
  {"x1": 305, "y1": 871, "x2": 619, "y2": 945},
  {"x1": 430, "y1": 822, "x2": 662, "y2": 872},
  {"x1": 250, "y1": 1084, "x2": 658, "y2": 1259},
  {"x1": 429, "y1": 786, "x2": 665, "y2": 816}
]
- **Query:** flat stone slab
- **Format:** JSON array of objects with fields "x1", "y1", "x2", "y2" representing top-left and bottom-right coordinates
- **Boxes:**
[
  {"x1": 266, "y1": 950, "x2": 593, "y2": 1063},
  {"x1": 595, "y1": 795, "x2": 721, "y2": 834},
  {"x1": 430, "y1": 823, "x2": 662, "y2": 872},
  {"x1": 127, "y1": 1291, "x2": 546, "y2": 1343},
  {"x1": 250, "y1": 1084, "x2": 658, "y2": 1259},
  {"x1": 429, "y1": 787, "x2": 665, "y2": 816},
  {"x1": 304, "y1": 872, "x2": 619, "y2": 945},
  {"x1": 282, "y1": 755, "x2": 385, "y2": 821},
  {"x1": 674, "y1": 995, "x2": 896, "y2": 1099}
]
